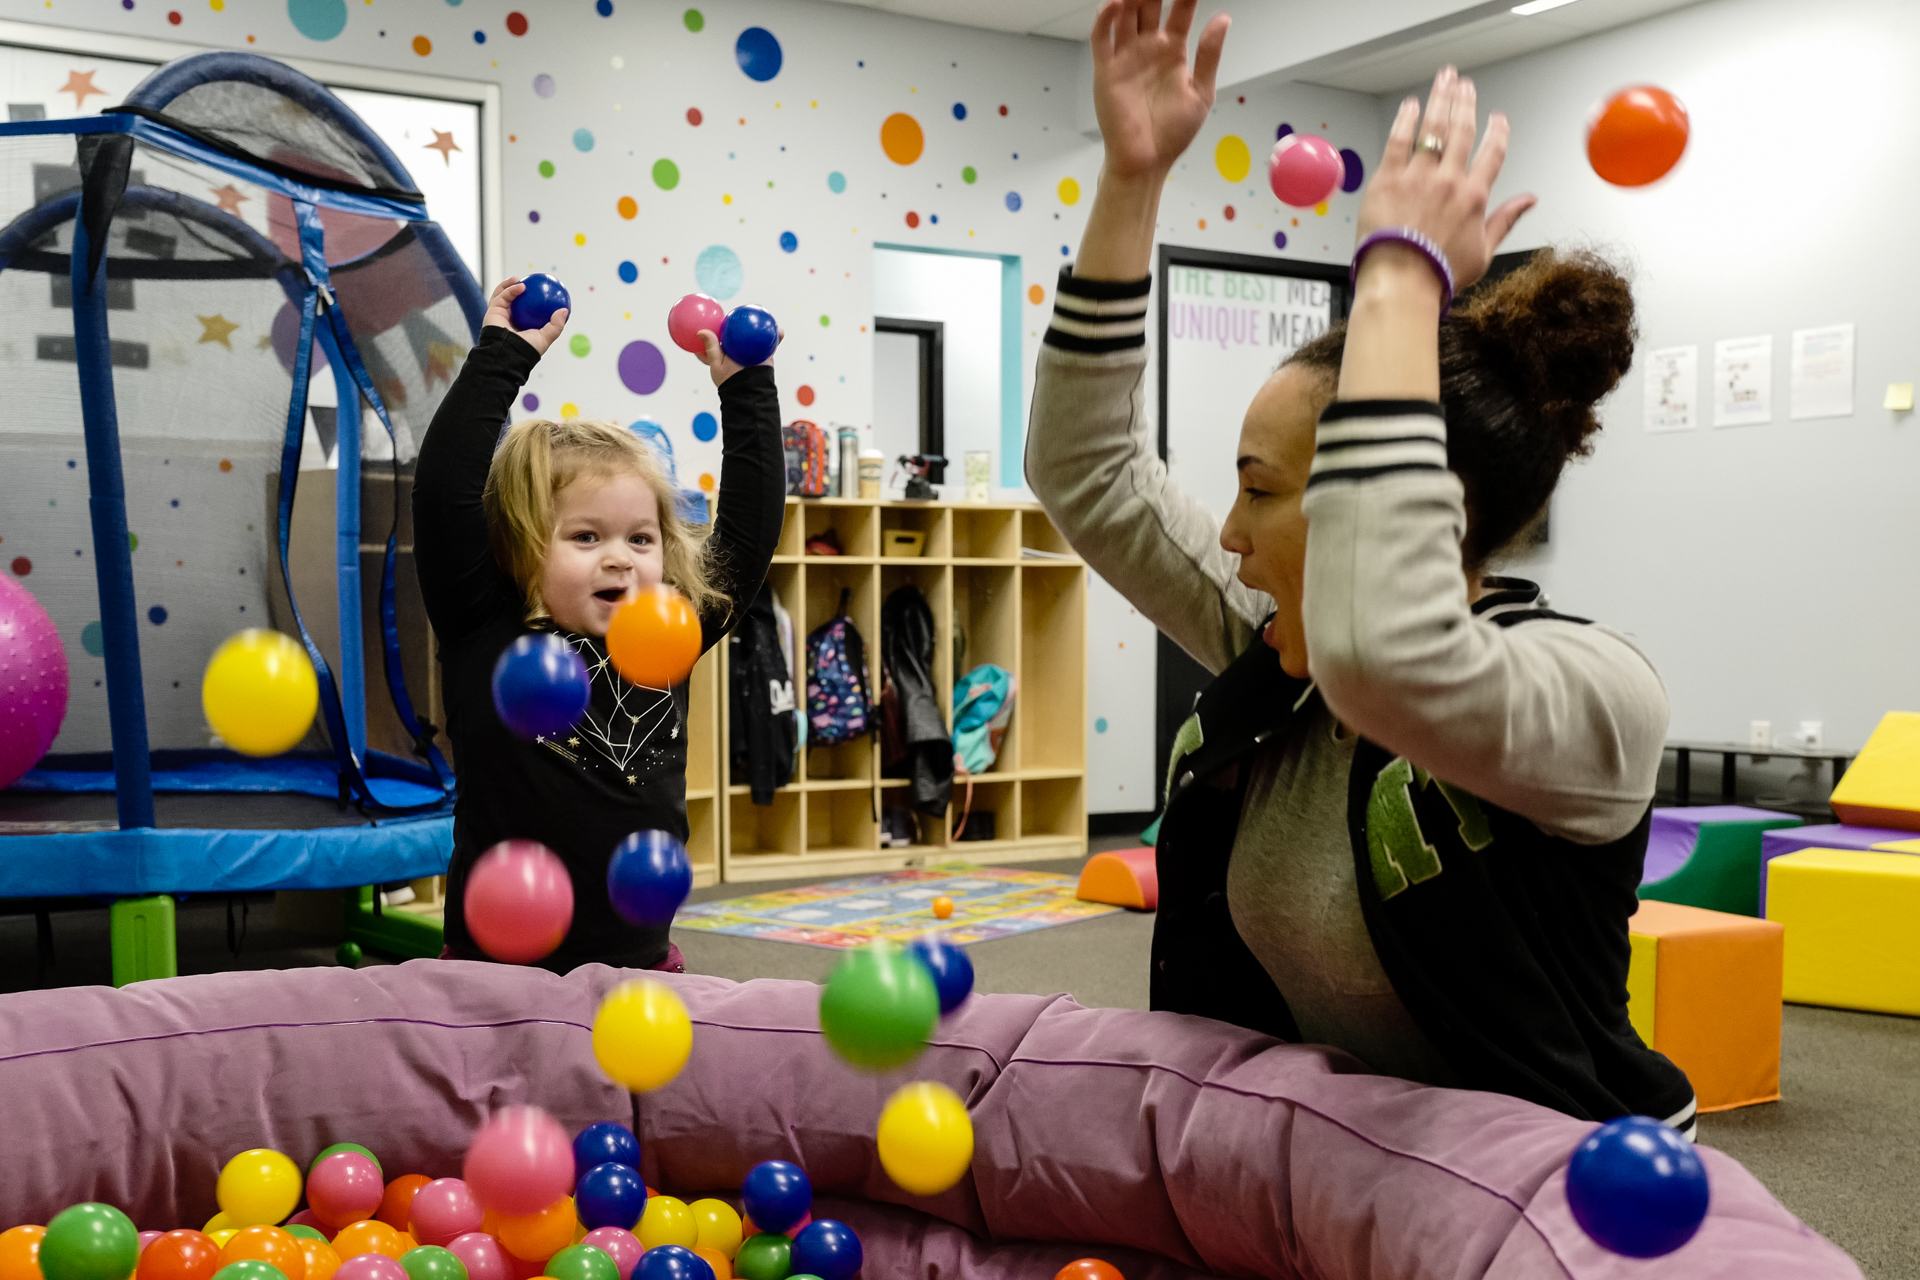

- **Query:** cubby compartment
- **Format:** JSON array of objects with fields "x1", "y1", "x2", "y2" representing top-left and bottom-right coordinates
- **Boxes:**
[
  {"x1": 684, "y1": 648, "x2": 718, "y2": 797},
  {"x1": 881, "y1": 505, "x2": 948, "y2": 559},
  {"x1": 773, "y1": 498, "x2": 806, "y2": 559},
  {"x1": 1020, "y1": 509, "x2": 1077, "y2": 559},
  {"x1": 1021, "y1": 776, "x2": 1085, "y2": 840},
  {"x1": 803, "y1": 500, "x2": 878, "y2": 558},
  {"x1": 728, "y1": 789, "x2": 802, "y2": 858},
  {"x1": 950, "y1": 506, "x2": 1018, "y2": 561},
  {"x1": 807, "y1": 786, "x2": 882, "y2": 856},
  {"x1": 686, "y1": 795, "x2": 719, "y2": 887},
  {"x1": 881, "y1": 563, "x2": 951, "y2": 719},
  {"x1": 1020, "y1": 565, "x2": 1084, "y2": 772},
  {"x1": 950, "y1": 777, "x2": 1017, "y2": 845},
  {"x1": 762, "y1": 560, "x2": 804, "y2": 686},
  {"x1": 952, "y1": 564, "x2": 1018, "y2": 770}
]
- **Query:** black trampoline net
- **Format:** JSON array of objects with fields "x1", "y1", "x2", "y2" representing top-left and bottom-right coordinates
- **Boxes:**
[{"x1": 135, "y1": 79, "x2": 415, "y2": 198}]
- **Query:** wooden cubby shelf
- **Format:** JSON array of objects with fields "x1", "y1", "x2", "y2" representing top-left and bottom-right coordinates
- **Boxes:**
[{"x1": 701, "y1": 498, "x2": 1088, "y2": 883}]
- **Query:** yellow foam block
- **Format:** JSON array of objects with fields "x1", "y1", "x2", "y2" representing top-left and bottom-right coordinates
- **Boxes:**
[
  {"x1": 1829, "y1": 711, "x2": 1920, "y2": 831},
  {"x1": 1767, "y1": 849, "x2": 1920, "y2": 1015},
  {"x1": 1628, "y1": 900, "x2": 1783, "y2": 1112},
  {"x1": 1870, "y1": 838, "x2": 1920, "y2": 854}
]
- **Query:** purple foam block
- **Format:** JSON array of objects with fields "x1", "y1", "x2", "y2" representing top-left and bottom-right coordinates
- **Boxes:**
[{"x1": 1643, "y1": 806, "x2": 1792, "y2": 885}]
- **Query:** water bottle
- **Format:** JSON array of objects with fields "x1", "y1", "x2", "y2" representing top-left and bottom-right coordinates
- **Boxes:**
[{"x1": 837, "y1": 425, "x2": 859, "y2": 499}]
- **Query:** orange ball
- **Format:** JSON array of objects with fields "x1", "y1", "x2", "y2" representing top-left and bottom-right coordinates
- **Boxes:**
[
  {"x1": 376, "y1": 1176, "x2": 432, "y2": 1232},
  {"x1": 932, "y1": 896, "x2": 954, "y2": 920},
  {"x1": 605, "y1": 585, "x2": 701, "y2": 689},
  {"x1": 691, "y1": 1248, "x2": 732, "y2": 1280},
  {"x1": 1055, "y1": 1262, "x2": 1125, "y2": 1280},
  {"x1": 494, "y1": 1197, "x2": 576, "y2": 1263},
  {"x1": 138, "y1": 1231, "x2": 221, "y2": 1280},
  {"x1": 0, "y1": 1226, "x2": 46, "y2": 1280},
  {"x1": 296, "y1": 1239, "x2": 341, "y2": 1280},
  {"x1": 1586, "y1": 85, "x2": 1689, "y2": 187},
  {"x1": 221, "y1": 1228, "x2": 306, "y2": 1280},
  {"x1": 330, "y1": 1221, "x2": 407, "y2": 1261}
]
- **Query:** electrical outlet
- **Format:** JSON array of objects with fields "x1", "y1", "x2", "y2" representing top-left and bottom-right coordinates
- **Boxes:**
[
  {"x1": 1800, "y1": 720, "x2": 1823, "y2": 750},
  {"x1": 1750, "y1": 720, "x2": 1772, "y2": 751}
]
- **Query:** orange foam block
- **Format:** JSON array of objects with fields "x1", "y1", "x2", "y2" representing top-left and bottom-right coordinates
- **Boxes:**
[
  {"x1": 1077, "y1": 847, "x2": 1158, "y2": 910},
  {"x1": 1828, "y1": 710, "x2": 1920, "y2": 831},
  {"x1": 1627, "y1": 899, "x2": 1783, "y2": 1113}
]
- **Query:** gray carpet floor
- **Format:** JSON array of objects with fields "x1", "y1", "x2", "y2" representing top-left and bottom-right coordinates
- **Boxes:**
[{"x1": 1, "y1": 844, "x2": 1910, "y2": 1276}]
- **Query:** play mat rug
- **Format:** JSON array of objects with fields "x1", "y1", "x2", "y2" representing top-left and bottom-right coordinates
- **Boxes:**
[{"x1": 672, "y1": 862, "x2": 1121, "y2": 948}]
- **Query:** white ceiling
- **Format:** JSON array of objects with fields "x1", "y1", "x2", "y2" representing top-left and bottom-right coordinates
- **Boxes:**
[{"x1": 819, "y1": 0, "x2": 1104, "y2": 41}]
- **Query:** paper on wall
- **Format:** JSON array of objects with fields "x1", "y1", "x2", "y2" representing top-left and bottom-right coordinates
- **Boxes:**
[
  {"x1": 1644, "y1": 345, "x2": 1698, "y2": 433},
  {"x1": 1790, "y1": 324, "x2": 1855, "y2": 421},
  {"x1": 1713, "y1": 335, "x2": 1773, "y2": 428}
]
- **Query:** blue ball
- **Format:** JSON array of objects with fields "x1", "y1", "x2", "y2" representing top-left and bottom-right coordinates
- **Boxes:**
[
  {"x1": 573, "y1": 1121, "x2": 642, "y2": 1180},
  {"x1": 607, "y1": 830, "x2": 692, "y2": 928},
  {"x1": 789, "y1": 1220, "x2": 861, "y2": 1280},
  {"x1": 908, "y1": 937, "x2": 974, "y2": 1014},
  {"x1": 1566, "y1": 1116, "x2": 1710, "y2": 1258},
  {"x1": 633, "y1": 1245, "x2": 712, "y2": 1280},
  {"x1": 491, "y1": 633, "x2": 590, "y2": 740},
  {"x1": 719, "y1": 305, "x2": 779, "y2": 366},
  {"x1": 741, "y1": 1160, "x2": 811, "y2": 1235},
  {"x1": 575, "y1": 1161, "x2": 648, "y2": 1230},
  {"x1": 509, "y1": 272, "x2": 571, "y2": 331}
]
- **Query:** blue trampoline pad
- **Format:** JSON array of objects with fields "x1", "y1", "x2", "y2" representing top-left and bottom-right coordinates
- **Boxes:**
[{"x1": 17, "y1": 752, "x2": 444, "y2": 809}]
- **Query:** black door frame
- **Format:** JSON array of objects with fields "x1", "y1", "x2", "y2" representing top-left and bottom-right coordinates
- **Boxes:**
[{"x1": 874, "y1": 316, "x2": 945, "y2": 483}]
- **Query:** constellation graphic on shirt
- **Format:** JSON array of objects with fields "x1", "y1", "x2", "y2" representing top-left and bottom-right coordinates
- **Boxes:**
[{"x1": 550, "y1": 632, "x2": 681, "y2": 773}]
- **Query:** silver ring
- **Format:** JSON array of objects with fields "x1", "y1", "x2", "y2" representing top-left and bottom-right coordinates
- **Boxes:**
[{"x1": 1417, "y1": 134, "x2": 1445, "y2": 158}]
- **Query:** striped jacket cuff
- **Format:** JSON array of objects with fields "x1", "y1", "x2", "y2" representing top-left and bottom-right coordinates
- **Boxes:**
[
  {"x1": 1307, "y1": 399, "x2": 1448, "y2": 489},
  {"x1": 1045, "y1": 268, "x2": 1150, "y2": 354}
]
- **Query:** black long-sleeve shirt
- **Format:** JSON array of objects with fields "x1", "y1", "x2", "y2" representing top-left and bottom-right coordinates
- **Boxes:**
[{"x1": 413, "y1": 326, "x2": 784, "y2": 970}]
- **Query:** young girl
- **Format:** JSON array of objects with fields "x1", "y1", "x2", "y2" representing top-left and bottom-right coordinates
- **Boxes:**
[
  {"x1": 1028, "y1": 0, "x2": 1696, "y2": 1136},
  {"x1": 415, "y1": 277, "x2": 785, "y2": 973}
]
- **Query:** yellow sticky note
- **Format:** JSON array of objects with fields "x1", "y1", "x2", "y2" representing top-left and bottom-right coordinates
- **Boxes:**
[{"x1": 1885, "y1": 382, "x2": 1914, "y2": 411}]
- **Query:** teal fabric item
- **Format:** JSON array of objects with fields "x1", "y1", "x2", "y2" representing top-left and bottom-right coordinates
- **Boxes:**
[{"x1": 953, "y1": 663, "x2": 1015, "y2": 775}]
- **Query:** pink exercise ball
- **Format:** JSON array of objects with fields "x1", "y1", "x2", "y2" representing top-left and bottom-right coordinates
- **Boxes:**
[
  {"x1": 463, "y1": 1106, "x2": 574, "y2": 1216},
  {"x1": 409, "y1": 1179, "x2": 485, "y2": 1247},
  {"x1": 0, "y1": 574, "x2": 68, "y2": 789},
  {"x1": 466, "y1": 839, "x2": 574, "y2": 964},
  {"x1": 1269, "y1": 133, "x2": 1345, "y2": 207},
  {"x1": 445, "y1": 1234, "x2": 511, "y2": 1280}
]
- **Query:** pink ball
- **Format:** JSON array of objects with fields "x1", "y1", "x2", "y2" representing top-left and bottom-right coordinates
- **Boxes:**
[
  {"x1": 287, "y1": 1209, "x2": 334, "y2": 1239},
  {"x1": 463, "y1": 1105, "x2": 574, "y2": 1216},
  {"x1": 446, "y1": 1234, "x2": 512, "y2": 1280},
  {"x1": 579, "y1": 1230, "x2": 642, "y2": 1280},
  {"x1": 335, "y1": 1255, "x2": 410, "y2": 1280},
  {"x1": 0, "y1": 575, "x2": 68, "y2": 789},
  {"x1": 137, "y1": 1232, "x2": 163, "y2": 1254},
  {"x1": 309, "y1": 1151, "x2": 386, "y2": 1228},
  {"x1": 1269, "y1": 133, "x2": 1345, "y2": 207},
  {"x1": 466, "y1": 840, "x2": 574, "y2": 964},
  {"x1": 667, "y1": 293, "x2": 726, "y2": 355},
  {"x1": 409, "y1": 1178, "x2": 485, "y2": 1247}
]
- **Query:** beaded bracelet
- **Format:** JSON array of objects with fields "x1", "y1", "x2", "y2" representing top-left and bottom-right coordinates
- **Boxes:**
[{"x1": 1350, "y1": 227, "x2": 1456, "y2": 316}]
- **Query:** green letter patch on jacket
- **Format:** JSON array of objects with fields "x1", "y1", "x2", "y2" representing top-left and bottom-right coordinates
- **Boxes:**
[{"x1": 1365, "y1": 757, "x2": 1495, "y2": 898}]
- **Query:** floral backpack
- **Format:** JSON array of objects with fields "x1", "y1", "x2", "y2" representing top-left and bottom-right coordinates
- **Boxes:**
[{"x1": 805, "y1": 589, "x2": 872, "y2": 745}]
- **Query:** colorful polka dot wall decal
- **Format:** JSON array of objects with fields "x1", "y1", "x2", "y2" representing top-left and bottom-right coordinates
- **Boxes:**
[
  {"x1": 819, "y1": 315, "x2": 830, "y2": 327},
  {"x1": 505, "y1": 11, "x2": 528, "y2": 35},
  {"x1": 618, "y1": 260, "x2": 638, "y2": 282},
  {"x1": 880, "y1": 113, "x2": 924, "y2": 166},
  {"x1": 1005, "y1": 191, "x2": 1022, "y2": 211},
  {"x1": 288, "y1": 0, "x2": 347, "y2": 40},
  {"x1": 1314, "y1": 200, "x2": 1328, "y2": 216},
  {"x1": 998, "y1": 104, "x2": 1007, "y2": 116},
  {"x1": 1095, "y1": 717, "x2": 1107, "y2": 733},
  {"x1": 570, "y1": 334, "x2": 591, "y2": 357},
  {"x1": 961, "y1": 166, "x2": 976, "y2": 184},
  {"x1": 81, "y1": 621, "x2": 104, "y2": 657},
  {"x1": 597, "y1": 0, "x2": 613, "y2": 13},
  {"x1": 796, "y1": 385, "x2": 815, "y2": 406},
  {"x1": 694, "y1": 244, "x2": 743, "y2": 299},
  {"x1": 1273, "y1": 231, "x2": 1287, "y2": 249},
  {"x1": 538, "y1": 159, "x2": 555, "y2": 177},
  {"x1": 1224, "y1": 204, "x2": 1235, "y2": 220},
  {"x1": 1057, "y1": 177, "x2": 1079, "y2": 205},
  {"x1": 735, "y1": 27, "x2": 782, "y2": 81},
  {"x1": 219, "y1": 459, "x2": 233, "y2": 472},
  {"x1": 562, "y1": 402, "x2": 579, "y2": 417},
  {"x1": 523, "y1": 393, "x2": 540, "y2": 411},
  {"x1": 412, "y1": 35, "x2": 432, "y2": 55},
  {"x1": 904, "y1": 211, "x2": 920, "y2": 228},
  {"x1": 1276, "y1": 123, "x2": 1293, "y2": 140},
  {"x1": 827, "y1": 171, "x2": 847, "y2": 193},
  {"x1": 533, "y1": 73, "x2": 555, "y2": 97},
  {"x1": 574, "y1": 129, "x2": 595, "y2": 152},
  {"x1": 166, "y1": 9, "x2": 180, "y2": 23},
  {"x1": 952, "y1": 103, "x2": 967, "y2": 120},
  {"x1": 10, "y1": 556, "x2": 29, "y2": 577},
  {"x1": 617, "y1": 195, "x2": 637, "y2": 218},
  {"x1": 1027, "y1": 284, "x2": 1044, "y2": 304},
  {"x1": 652, "y1": 158, "x2": 680, "y2": 189},
  {"x1": 574, "y1": 233, "x2": 587, "y2": 246},
  {"x1": 779, "y1": 231, "x2": 798, "y2": 252},
  {"x1": 618, "y1": 341, "x2": 667, "y2": 395},
  {"x1": 528, "y1": 210, "x2": 540, "y2": 222},
  {"x1": 1340, "y1": 148, "x2": 1365, "y2": 193},
  {"x1": 474, "y1": 31, "x2": 486, "y2": 43},
  {"x1": 699, "y1": 473, "x2": 715, "y2": 492},
  {"x1": 148, "y1": 606, "x2": 168, "y2": 625},
  {"x1": 692, "y1": 411, "x2": 717, "y2": 441},
  {"x1": 684, "y1": 8, "x2": 704, "y2": 31},
  {"x1": 1215, "y1": 135, "x2": 1250, "y2": 183},
  {"x1": 686, "y1": 107, "x2": 703, "y2": 126}
]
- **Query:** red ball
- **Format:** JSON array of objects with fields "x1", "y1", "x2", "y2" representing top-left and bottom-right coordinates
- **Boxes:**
[
  {"x1": 1054, "y1": 1262, "x2": 1125, "y2": 1280},
  {"x1": 1268, "y1": 134, "x2": 1344, "y2": 207},
  {"x1": 138, "y1": 1231, "x2": 222, "y2": 1280},
  {"x1": 466, "y1": 840, "x2": 574, "y2": 964},
  {"x1": 667, "y1": 293, "x2": 726, "y2": 355},
  {"x1": 309, "y1": 1153, "x2": 385, "y2": 1229},
  {"x1": 463, "y1": 1106, "x2": 575, "y2": 1216},
  {"x1": 1587, "y1": 85, "x2": 1689, "y2": 186}
]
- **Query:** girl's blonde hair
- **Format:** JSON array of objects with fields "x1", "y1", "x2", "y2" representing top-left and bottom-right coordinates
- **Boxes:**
[{"x1": 482, "y1": 416, "x2": 724, "y2": 626}]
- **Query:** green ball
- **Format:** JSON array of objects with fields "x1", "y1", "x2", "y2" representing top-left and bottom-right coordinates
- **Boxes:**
[
  {"x1": 211, "y1": 1264, "x2": 286, "y2": 1280},
  {"x1": 336, "y1": 941, "x2": 363, "y2": 968},
  {"x1": 401, "y1": 1247, "x2": 469, "y2": 1280},
  {"x1": 40, "y1": 1204, "x2": 137, "y2": 1280},
  {"x1": 283, "y1": 1227, "x2": 328, "y2": 1242},
  {"x1": 542, "y1": 1246, "x2": 616, "y2": 1280},
  {"x1": 732, "y1": 1234, "x2": 792, "y2": 1280},
  {"x1": 818, "y1": 939, "x2": 939, "y2": 1069},
  {"x1": 308, "y1": 1142, "x2": 381, "y2": 1176}
]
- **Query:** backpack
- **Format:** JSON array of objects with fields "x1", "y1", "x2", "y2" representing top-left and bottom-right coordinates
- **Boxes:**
[
  {"x1": 805, "y1": 588, "x2": 872, "y2": 745},
  {"x1": 782, "y1": 419, "x2": 830, "y2": 497},
  {"x1": 952, "y1": 663, "x2": 1015, "y2": 775}
]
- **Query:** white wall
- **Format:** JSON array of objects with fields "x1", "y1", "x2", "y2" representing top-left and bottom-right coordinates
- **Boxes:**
[
  {"x1": 871, "y1": 246, "x2": 1003, "y2": 483},
  {"x1": 1427, "y1": 0, "x2": 1919, "y2": 749}
]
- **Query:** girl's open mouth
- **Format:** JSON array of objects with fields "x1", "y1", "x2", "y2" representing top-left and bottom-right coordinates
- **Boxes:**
[{"x1": 594, "y1": 588, "x2": 625, "y2": 603}]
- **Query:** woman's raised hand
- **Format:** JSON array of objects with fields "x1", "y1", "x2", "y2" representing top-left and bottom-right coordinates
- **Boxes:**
[
  {"x1": 1091, "y1": 0, "x2": 1231, "y2": 182},
  {"x1": 1360, "y1": 68, "x2": 1536, "y2": 292},
  {"x1": 484, "y1": 276, "x2": 570, "y2": 356}
]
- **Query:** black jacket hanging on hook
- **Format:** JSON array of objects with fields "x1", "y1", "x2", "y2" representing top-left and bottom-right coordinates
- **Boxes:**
[{"x1": 880, "y1": 584, "x2": 952, "y2": 817}]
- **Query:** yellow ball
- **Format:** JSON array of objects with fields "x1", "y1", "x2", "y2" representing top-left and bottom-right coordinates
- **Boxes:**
[
  {"x1": 216, "y1": 1148, "x2": 303, "y2": 1227},
  {"x1": 592, "y1": 980, "x2": 692, "y2": 1092},
  {"x1": 688, "y1": 1199, "x2": 742, "y2": 1259},
  {"x1": 202, "y1": 630, "x2": 318, "y2": 757},
  {"x1": 203, "y1": 1214, "x2": 236, "y2": 1234},
  {"x1": 876, "y1": 1082, "x2": 974, "y2": 1196},
  {"x1": 207, "y1": 1231, "x2": 239, "y2": 1249},
  {"x1": 636, "y1": 1196, "x2": 697, "y2": 1250}
]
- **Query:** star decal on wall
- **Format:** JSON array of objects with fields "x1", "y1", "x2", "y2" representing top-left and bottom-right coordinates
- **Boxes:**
[
  {"x1": 61, "y1": 70, "x2": 103, "y2": 108},
  {"x1": 197, "y1": 315, "x2": 239, "y2": 349},
  {"x1": 424, "y1": 130, "x2": 461, "y2": 166},
  {"x1": 210, "y1": 185, "x2": 249, "y2": 215}
]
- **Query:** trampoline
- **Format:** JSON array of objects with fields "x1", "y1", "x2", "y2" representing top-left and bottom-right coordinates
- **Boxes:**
[{"x1": 0, "y1": 52, "x2": 483, "y2": 979}]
